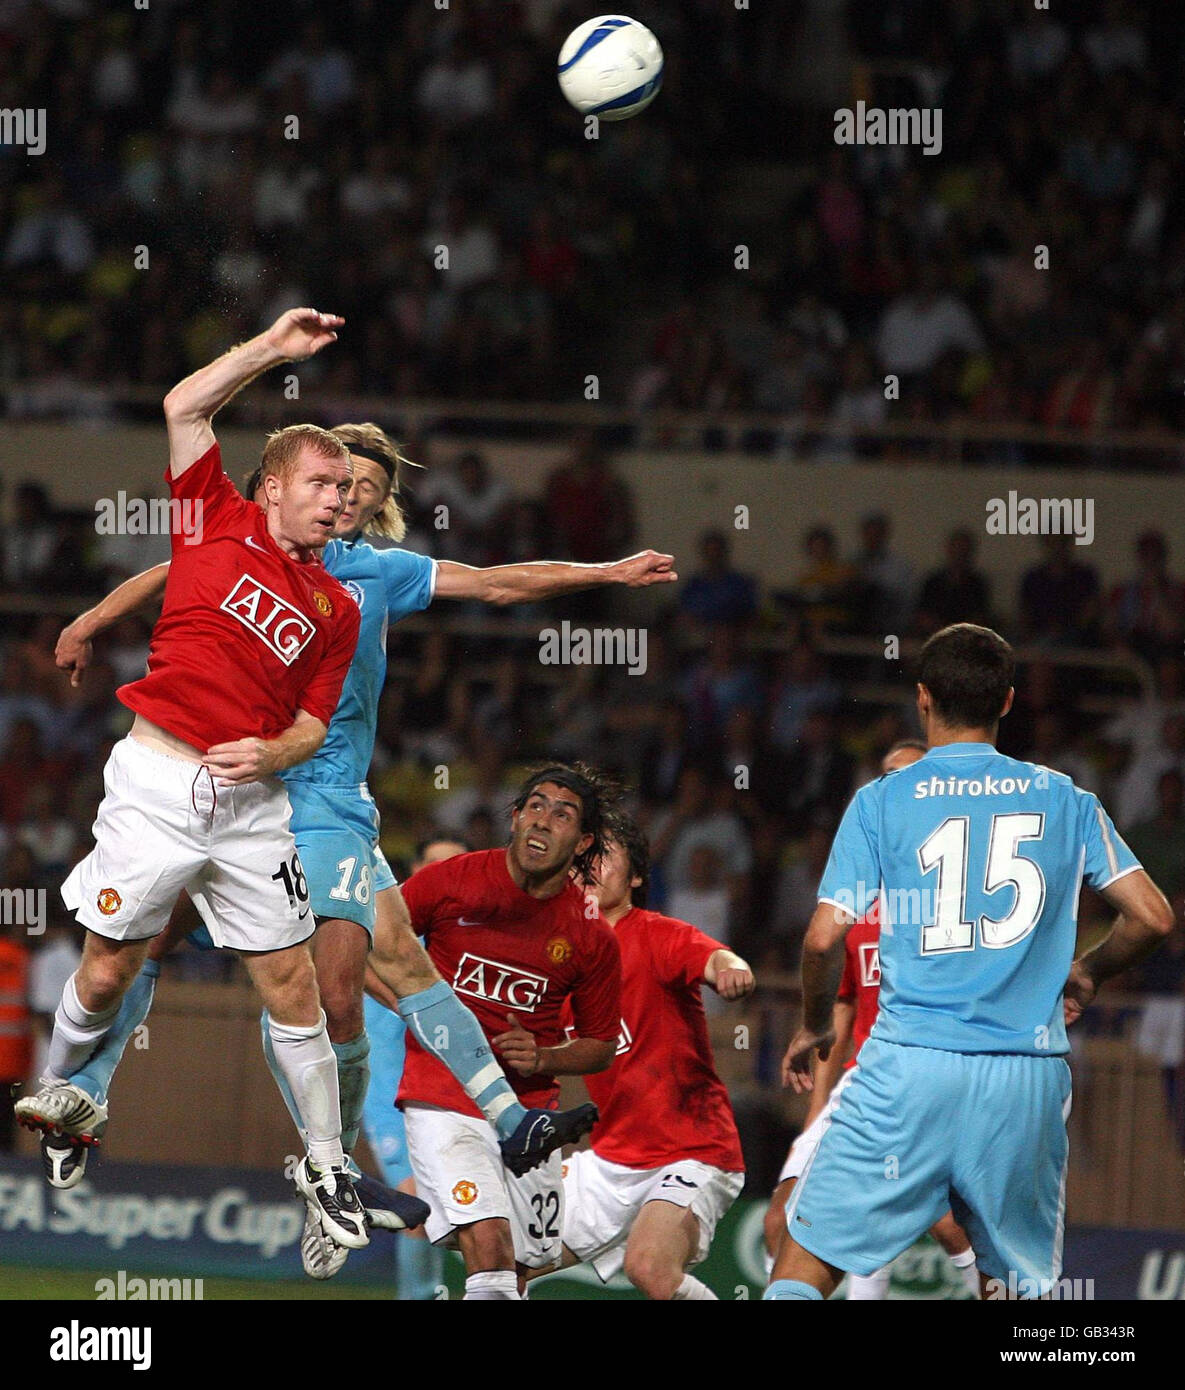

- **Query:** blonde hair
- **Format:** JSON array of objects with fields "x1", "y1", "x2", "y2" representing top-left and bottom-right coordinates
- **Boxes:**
[
  {"x1": 330, "y1": 422, "x2": 413, "y2": 542},
  {"x1": 259, "y1": 424, "x2": 348, "y2": 484}
]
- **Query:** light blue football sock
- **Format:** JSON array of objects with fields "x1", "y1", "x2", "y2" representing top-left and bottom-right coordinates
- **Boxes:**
[
  {"x1": 764, "y1": 1279, "x2": 825, "y2": 1301},
  {"x1": 397, "y1": 980, "x2": 525, "y2": 1139},
  {"x1": 398, "y1": 1237, "x2": 445, "y2": 1301},
  {"x1": 260, "y1": 1009, "x2": 308, "y2": 1142},
  {"x1": 71, "y1": 959, "x2": 160, "y2": 1106},
  {"x1": 332, "y1": 1031, "x2": 370, "y2": 1155}
]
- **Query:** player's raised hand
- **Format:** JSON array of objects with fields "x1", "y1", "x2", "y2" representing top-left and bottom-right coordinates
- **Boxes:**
[
  {"x1": 55, "y1": 620, "x2": 93, "y2": 688},
  {"x1": 781, "y1": 1025, "x2": 835, "y2": 1094},
  {"x1": 493, "y1": 1014, "x2": 539, "y2": 1076},
  {"x1": 264, "y1": 308, "x2": 344, "y2": 362},
  {"x1": 1062, "y1": 959, "x2": 1097, "y2": 1027},
  {"x1": 204, "y1": 737, "x2": 280, "y2": 786},
  {"x1": 714, "y1": 965, "x2": 755, "y2": 1001},
  {"x1": 609, "y1": 550, "x2": 678, "y2": 587}
]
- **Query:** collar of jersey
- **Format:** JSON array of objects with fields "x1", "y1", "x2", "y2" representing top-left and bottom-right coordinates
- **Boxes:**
[{"x1": 923, "y1": 742, "x2": 997, "y2": 759}]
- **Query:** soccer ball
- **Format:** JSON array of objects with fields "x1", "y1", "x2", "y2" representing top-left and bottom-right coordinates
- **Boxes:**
[{"x1": 557, "y1": 15, "x2": 664, "y2": 121}]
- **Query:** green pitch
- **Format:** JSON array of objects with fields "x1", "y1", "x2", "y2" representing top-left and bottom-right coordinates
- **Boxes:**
[{"x1": 0, "y1": 1266, "x2": 397, "y2": 1301}]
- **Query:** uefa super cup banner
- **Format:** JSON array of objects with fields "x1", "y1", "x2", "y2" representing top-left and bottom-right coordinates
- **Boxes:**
[{"x1": 0, "y1": 1156, "x2": 397, "y2": 1285}]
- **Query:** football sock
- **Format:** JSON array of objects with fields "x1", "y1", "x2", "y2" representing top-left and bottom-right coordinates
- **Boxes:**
[
  {"x1": 847, "y1": 1268, "x2": 892, "y2": 1300},
  {"x1": 463, "y1": 1270, "x2": 520, "y2": 1300},
  {"x1": 46, "y1": 974, "x2": 122, "y2": 1081},
  {"x1": 764, "y1": 1279, "x2": 824, "y2": 1301},
  {"x1": 950, "y1": 1247, "x2": 980, "y2": 1296},
  {"x1": 268, "y1": 1010, "x2": 344, "y2": 1169},
  {"x1": 398, "y1": 981, "x2": 525, "y2": 1138},
  {"x1": 331, "y1": 1031, "x2": 370, "y2": 1155},
  {"x1": 398, "y1": 1235, "x2": 445, "y2": 1301},
  {"x1": 673, "y1": 1274, "x2": 717, "y2": 1300},
  {"x1": 71, "y1": 960, "x2": 160, "y2": 1104},
  {"x1": 261, "y1": 1010, "x2": 308, "y2": 1144}
]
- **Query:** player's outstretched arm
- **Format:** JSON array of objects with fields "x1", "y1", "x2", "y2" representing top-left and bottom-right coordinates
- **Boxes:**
[
  {"x1": 1064, "y1": 868, "x2": 1175, "y2": 1024},
  {"x1": 432, "y1": 550, "x2": 677, "y2": 606},
  {"x1": 703, "y1": 948, "x2": 755, "y2": 1000},
  {"x1": 203, "y1": 709, "x2": 328, "y2": 785},
  {"x1": 162, "y1": 308, "x2": 343, "y2": 479},
  {"x1": 55, "y1": 562, "x2": 170, "y2": 687}
]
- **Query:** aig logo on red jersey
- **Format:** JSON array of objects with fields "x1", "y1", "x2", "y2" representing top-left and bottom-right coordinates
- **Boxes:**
[
  {"x1": 615, "y1": 1018, "x2": 633, "y2": 1056},
  {"x1": 220, "y1": 575, "x2": 317, "y2": 666},
  {"x1": 859, "y1": 942, "x2": 880, "y2": 988},
  {"x1": 453, "y1": 952, "x2": 549, "y2": 1012}
]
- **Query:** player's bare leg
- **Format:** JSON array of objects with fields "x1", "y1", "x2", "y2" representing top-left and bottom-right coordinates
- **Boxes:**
[
  {"x1": 455, "y1": 1217, "x2": 521, "y2": 1300},
  {"x1": 369, "y1": 884, "x2": 598, "y2": 1173},
  {"x1": 764, "y1": 1177, "x2": 795, "y2": 1262},
  {"x1": 930, "y1": 1210, "x2": 979, "y2": 1297},
  {"x1": 766, "y1": 1236, "x2": 843, "y2": 1300},
  {"x1": 622, "y1": 1199, "x2": 715, "y2": 1300}
]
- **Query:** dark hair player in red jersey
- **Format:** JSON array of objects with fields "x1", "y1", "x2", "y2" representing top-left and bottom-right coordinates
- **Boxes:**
[
  {"x1": 531, "y1": 811, "x2": 755, "y2": 1300},
  {"x1": 16, "y1": 308, "x2": 370, "y2": 1252},
  {"x1": 368, "y1": 763, "x2": 623, "y2": 1301}
]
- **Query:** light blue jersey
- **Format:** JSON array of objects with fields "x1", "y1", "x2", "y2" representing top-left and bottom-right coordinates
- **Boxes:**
[
  {"x1": 818, "y1": 742, "x2": 1140, "y2": 1056},
  {"x1": 283, "y1": 537, "x2": 436, "y2": 787},
  {"x1": 279, "y1": 537, "x2": 434, "y2": 931}
]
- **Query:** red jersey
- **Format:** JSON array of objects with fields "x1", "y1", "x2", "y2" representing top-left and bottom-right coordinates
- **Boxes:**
[
  {"x1": 397, "y1": 849, "x2": 622, "y2": 1116},
  {"x1": 839, "y1": 903, "x2": 881, "y2": 1068},
  {"x1": 119, "y1": 444, "x2": 360, "y2": 753},
  {"x1": 572, "y1": 908, "x2": 744, "y2": 1173}
]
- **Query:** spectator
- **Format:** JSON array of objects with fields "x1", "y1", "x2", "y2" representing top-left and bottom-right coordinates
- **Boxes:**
[
  {"x1": 852, "y1": 511, "x2": 915, "y2": 635},
  {"x1": 914, "y1": 529, "x2": 992, "y2": 634},
  {"x1": 544, "y1": 434, "x2": 635, "y2": 563},
  {"x1": 1115, "y1": 715, "x2": 1185, "y2": 830},
  {"x1": 1108, "y1": 531, "x2": 1185, "y2": 663},
  {"x1": 1018, "y1": 534, "x2": 1101, "y2": 646},
  {"x1": 784, "y1": 525, "x2": 860, "y2": 635},
  {"x1": 768, "y1": 643, "x2": 841, "y2": 753},
  {"x1": 425, "y1": 451, "x2": 511, "y2": 566},
  {"x1": 678, "y1": 529, "x2": 759, "y2": 630},
  {"x1": 876, "y1": 264, "x2": 984, "y2": 376},
  {"x1": 777, "y1": 709, "x2": 855, "y2": 836},
  {"x1": 649, "y1": 766, "x2": 752, "y2": 911},
  {"x1": 680, "y1": 622, "x2": 763, "y2": 742},
  {"x1": 1125, "y1": 770, "x2": 1185, "y2": 900}
]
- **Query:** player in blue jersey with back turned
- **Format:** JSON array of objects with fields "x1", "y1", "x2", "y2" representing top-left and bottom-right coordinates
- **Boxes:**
[
  {"x1": 43, "y1": 316, "x2": 677, "y2": 1276},
  {"x1": 765, "y1": 623, "x2": 1174, "y2": 1302}
]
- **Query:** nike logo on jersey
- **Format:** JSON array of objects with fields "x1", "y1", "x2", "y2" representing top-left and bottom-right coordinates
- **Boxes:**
[
  {"x1": 457, "y1": 917, "x2": 491, "y2": 927},
  {"x1": 660, "y1": 1174, "x2": 698, "y2": 1190},
  {"x1": 244, "y1": 535, "x2": 267, "y2": 552}
]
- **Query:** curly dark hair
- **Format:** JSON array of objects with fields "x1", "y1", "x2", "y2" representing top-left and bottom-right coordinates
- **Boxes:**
[
  {"x1": 601, "y1": 809, "x2": 650, "y2": 908},
  {"x1": 511, "y1": 761, "x2": 623, "y2": 879}
]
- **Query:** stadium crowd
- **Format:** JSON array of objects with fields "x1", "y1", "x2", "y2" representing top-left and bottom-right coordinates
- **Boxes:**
[{"x1": 2, "y1": 0, "x2": 1185, "y2": 451}]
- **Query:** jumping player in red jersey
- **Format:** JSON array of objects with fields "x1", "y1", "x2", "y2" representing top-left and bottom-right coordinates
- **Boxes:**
[
  {"x1": 531, "y1": 812, "x2": 754, "y2": 1299},
  {"x1": 369, "y1": 764, "x2": 622, "y2": 1300},
  {"x1": 16, "y1": 308, "x2": 371, "y2": 1250},
  {"x1": 764, "y1": 740, "x2": 980, "y2": 1299}
]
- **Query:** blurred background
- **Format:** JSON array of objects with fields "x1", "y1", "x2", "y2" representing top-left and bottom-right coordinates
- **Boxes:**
[{"x1": 1, "y1": 0, "x2": 1183, "y2": 1297}]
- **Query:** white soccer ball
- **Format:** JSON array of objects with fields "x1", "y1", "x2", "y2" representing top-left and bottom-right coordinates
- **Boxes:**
[{"x1": 557, "y1": 15, "x2": 663, "y2": 122}]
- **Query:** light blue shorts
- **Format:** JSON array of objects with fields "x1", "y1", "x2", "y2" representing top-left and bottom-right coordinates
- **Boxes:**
[
  {"x1": 786, "y1": 1037, "x2": 1071, "y2": 1293},
  {"x1": 361, "y1": 992, "x2": 413, "y2": 1186},
  {"x1": 285, "y1": 781, "x2": 397, "y2": 937}
]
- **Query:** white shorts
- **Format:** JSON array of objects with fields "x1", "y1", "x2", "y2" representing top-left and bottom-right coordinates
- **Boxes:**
[
  {"x1": 562, "y1": 1149, "x2": 743, "y2": 1282},
  {"x1": 62, "y1": 736, "x2": 313, "y2": 953},
  {"x1": 777, "y1": 1067, "x2": 857, "y2": 1184},
  {"x1": 403, "y1": 1102, "x2": 564, "y2": 1269}
]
